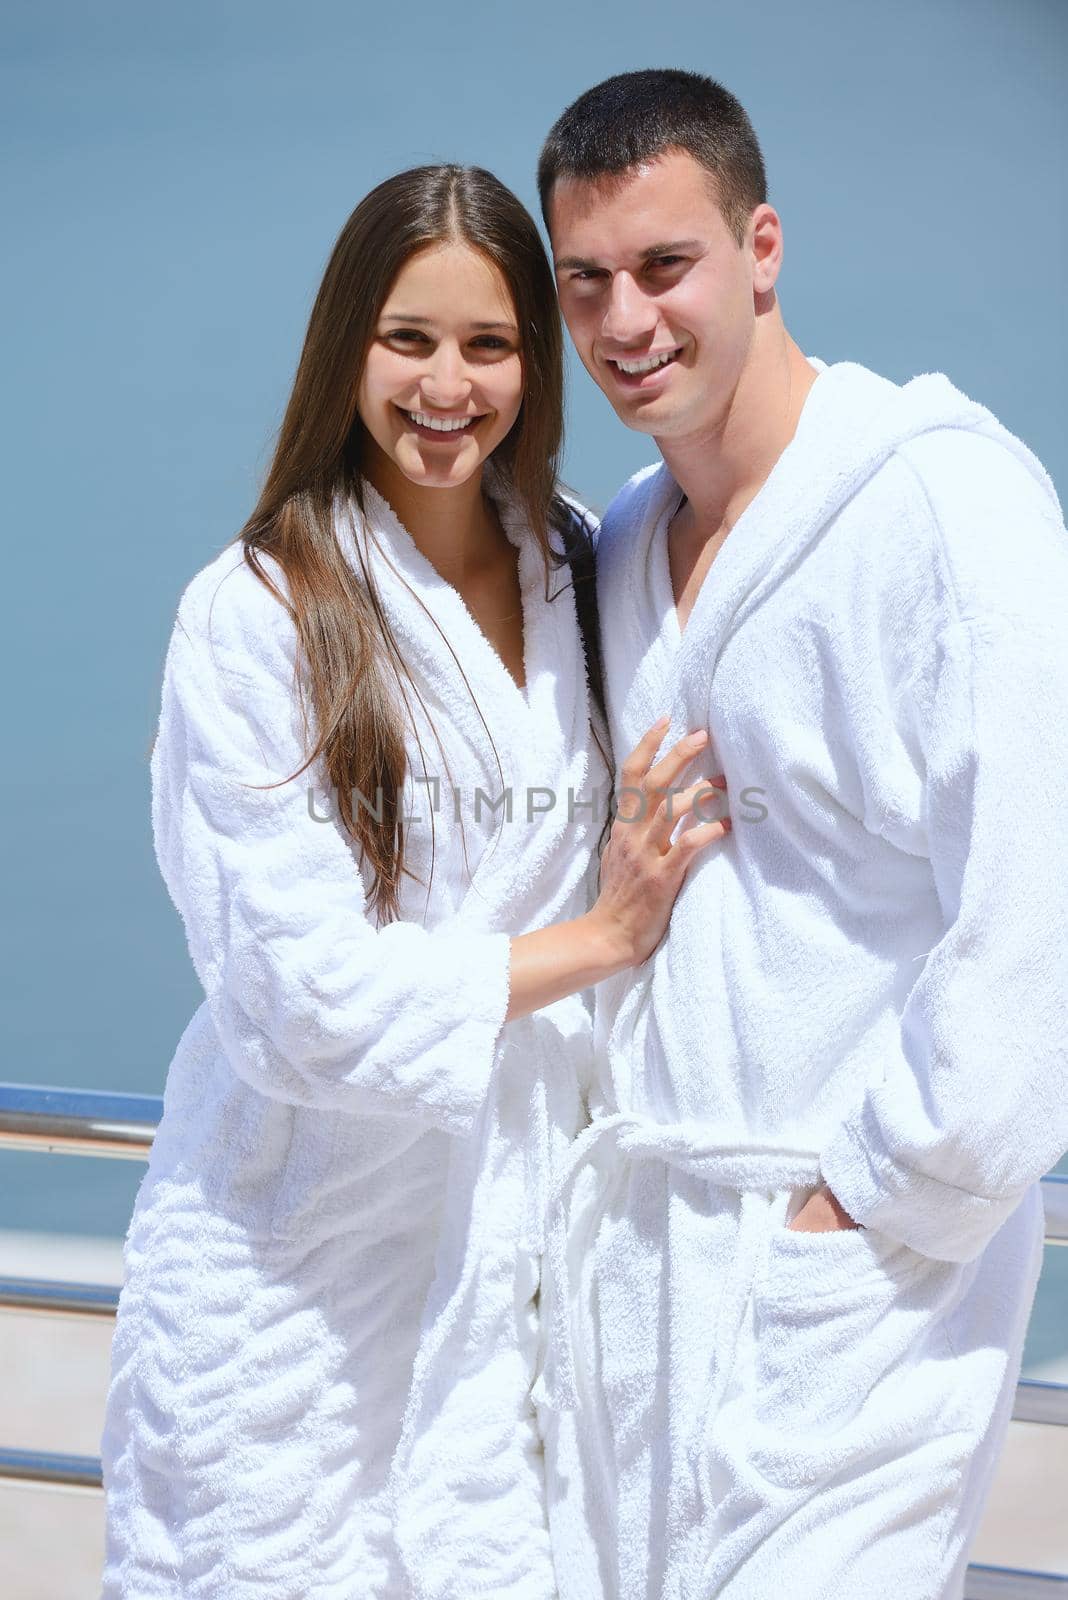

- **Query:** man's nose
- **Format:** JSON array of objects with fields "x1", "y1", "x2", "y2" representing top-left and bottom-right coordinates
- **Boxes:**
[
  {"x1": 421, "y1": 343, "x2": 471, "y2": 408},
  {"x1": 601, "y1": 273, "x2": 657, "y2": 345}
]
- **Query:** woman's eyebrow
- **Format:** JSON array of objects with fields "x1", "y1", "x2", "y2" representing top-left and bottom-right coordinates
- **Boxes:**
[{"x1": 380, "y1": 313, "x2": 518, "y2": 332}]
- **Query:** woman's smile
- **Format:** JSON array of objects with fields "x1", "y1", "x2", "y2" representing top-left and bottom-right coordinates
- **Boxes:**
[{"x1": 396, "y1": 405, "x2": 490, "y2": 441}]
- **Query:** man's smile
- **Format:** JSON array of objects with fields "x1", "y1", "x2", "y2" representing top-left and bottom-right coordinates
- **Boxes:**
[{"x1": 605, "y1": 347, "x2": 683, "y2": 388}]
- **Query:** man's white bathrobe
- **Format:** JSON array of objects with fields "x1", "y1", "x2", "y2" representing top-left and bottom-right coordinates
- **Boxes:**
[
  {"x1": 537, "y1": 360, "x2": 1068, "y2": 1600},
  {"x1": 99, "y1": 479, "x2": 607, "y2": 1600}
]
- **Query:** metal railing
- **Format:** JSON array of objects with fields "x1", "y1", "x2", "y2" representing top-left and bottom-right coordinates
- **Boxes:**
[
  {"x1": 964, "y1": 1568, "x2": 1068, "y2": 1598},
  {"x1": 0, "y1": 1082, "x2": 161, "y2": 1161},
  {"x1": 2, "y1": 1082, "x2": 1067, "y2": 1595}
]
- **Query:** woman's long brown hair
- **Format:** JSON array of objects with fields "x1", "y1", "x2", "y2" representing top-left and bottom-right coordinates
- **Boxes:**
[{"x1": 229, "y1": 164, "x2": 587, "y2": 922}]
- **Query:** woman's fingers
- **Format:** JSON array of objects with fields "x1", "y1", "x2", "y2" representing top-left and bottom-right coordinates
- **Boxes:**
[
  {"x1": 620, "y1": 722, "x2": 711, "y2": 792},
  {"x1": 617, "y1": 717, "x2": 672, "y2": 821},
  {"x1": 619, "y1": 716, "x2": 672, "y2": 791},
  {"x1": 618, "y1": 724, "x2": 714, "y2": 824},
  {"x1": 648, "y1": 776, "x2": 729, "y2": 852},
  {"x1": 644, "y1": 729, "x2": 709, "y2": 794},
  {"x1": 593, "y1": 728, "x2": 731, "y2": 968},
  {"x1": 673, "y1": 813, "x2": 732, "y2": 861}
]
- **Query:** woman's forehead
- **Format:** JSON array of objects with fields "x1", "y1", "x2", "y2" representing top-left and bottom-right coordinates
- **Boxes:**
[{"x1": 382, "y1": 243, "x2": 517, "y2": 326}]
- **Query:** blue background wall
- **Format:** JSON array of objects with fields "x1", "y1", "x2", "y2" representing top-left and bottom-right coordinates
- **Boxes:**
[{"x1": 2, "y1": 0, "x2": 1065, "y2": 1368}]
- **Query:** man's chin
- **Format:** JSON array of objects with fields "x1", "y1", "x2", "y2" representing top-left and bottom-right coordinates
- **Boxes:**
[{"x1": 608, "y1": 393, "x2": 673, "y2": 435}]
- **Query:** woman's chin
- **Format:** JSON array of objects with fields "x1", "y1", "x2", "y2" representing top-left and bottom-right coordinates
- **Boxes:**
[{"x1": 396, "y1": 439, "x2": 484, "y2": 489}]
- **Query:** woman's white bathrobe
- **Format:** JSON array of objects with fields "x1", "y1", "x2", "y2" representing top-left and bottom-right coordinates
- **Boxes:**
[
  {"x1": 537, "y1": 360, "x2": 1068, "y2": 1600},
  {"x1": 99, "y1": 480, "x2": 607, "y2": 1600}
]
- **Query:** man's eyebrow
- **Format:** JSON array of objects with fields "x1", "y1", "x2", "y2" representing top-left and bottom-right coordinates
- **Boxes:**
[
  {"x1": 380, "y1": 313, "x2": 518, "y2": 332},
  {"x1": 554, "y1": 239, "x2": 703, "y2": 272},
  {"x1": 641, "y1": 239, "x2": 703, "y2": 258}
]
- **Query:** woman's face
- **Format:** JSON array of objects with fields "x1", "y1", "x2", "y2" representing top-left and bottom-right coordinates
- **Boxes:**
[{"x1": 358, "y1": 241, "x2": 524, "y2": 490}]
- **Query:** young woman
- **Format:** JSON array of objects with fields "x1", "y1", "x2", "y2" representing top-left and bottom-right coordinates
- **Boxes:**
[{"x1": 99, "y1": 164, "x2": 729, "y2": 1600}]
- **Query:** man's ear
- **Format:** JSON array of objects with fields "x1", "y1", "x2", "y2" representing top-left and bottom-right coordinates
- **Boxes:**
[{"x1": 750, "y1": 203, "x2": 784, "y2": 294}]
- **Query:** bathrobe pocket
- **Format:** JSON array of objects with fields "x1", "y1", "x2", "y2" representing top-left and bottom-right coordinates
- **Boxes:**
[{"x1": 749, "y1": 1218, "x2": 964, "y2": 1459}]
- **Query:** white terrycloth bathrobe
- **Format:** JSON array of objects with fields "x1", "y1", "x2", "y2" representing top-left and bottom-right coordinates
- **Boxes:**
[
  {"x1": 99, "y1": 479, "x2": 608, "y2": 1600},
  {"x1": 537, "y1": 360, "x2": 1068, "y2": 1600}
]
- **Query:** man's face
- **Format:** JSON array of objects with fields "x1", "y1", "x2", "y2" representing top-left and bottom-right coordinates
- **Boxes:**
[{"x1": 548, "y1": 150, "x2": 760, "y2": 441}]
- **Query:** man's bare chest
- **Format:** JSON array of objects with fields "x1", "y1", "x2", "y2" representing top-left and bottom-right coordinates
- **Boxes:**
[{"x1": 668, "y1": 518, "x2": 731, "y2": 635}]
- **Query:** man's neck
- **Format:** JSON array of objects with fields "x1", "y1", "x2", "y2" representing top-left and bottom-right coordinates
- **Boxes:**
[{"x1": 658, "y1": 326, "x2": 818, "y2": 537}]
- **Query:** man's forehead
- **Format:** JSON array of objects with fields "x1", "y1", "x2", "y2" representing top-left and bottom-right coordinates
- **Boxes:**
[{"x1": 547, "y1": 154, "x2": 721, "y2": 259}]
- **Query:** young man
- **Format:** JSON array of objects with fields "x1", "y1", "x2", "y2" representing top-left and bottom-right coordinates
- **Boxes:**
[{"x1": 532, "y1": 68, "x2": 1068, "y2": 1600}]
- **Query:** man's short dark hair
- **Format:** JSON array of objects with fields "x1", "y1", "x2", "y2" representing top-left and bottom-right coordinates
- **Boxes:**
[{"x1": 538, "y1": 68, "x2": 767, "y2": 246}]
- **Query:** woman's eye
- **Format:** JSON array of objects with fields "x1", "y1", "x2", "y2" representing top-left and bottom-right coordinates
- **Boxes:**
[
  {"x1": 471, "y1": 336, "x2": 510, "y2": 351},
  {"x1": 385, "y1": 329, "x2": 429, "y2": 345}
]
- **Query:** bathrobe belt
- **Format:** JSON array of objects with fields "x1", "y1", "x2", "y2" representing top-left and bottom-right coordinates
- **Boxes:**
[{"x1": 531, "y1": 1111, "x2": 824, "y2": 1420}]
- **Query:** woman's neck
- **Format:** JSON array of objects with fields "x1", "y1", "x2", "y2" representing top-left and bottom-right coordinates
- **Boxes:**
[{"x1": 363, "y1": 445, "x2": 502, "y2": 581}]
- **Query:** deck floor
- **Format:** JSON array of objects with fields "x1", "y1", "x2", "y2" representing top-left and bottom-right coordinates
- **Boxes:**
[{"x1": 1, "y1": 1231, "x2": 1064, "y2": 1598}]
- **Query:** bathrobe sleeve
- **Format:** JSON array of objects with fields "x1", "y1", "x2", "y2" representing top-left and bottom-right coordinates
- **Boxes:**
[
  {"x1": 149, "y1": 558, "x2": 512, "y2": 1134},
  {"x1": 818, "y1": 609, "x2": 1068, "y2": 1262}
]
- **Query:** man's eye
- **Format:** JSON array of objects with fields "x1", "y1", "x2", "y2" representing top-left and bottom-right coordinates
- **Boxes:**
[
  {"x1": 649, "y1": 256, "x2": 684, "y2": 269},
  {"x1": 570, "y1": 269, "x2": 603, "y2": 283}
]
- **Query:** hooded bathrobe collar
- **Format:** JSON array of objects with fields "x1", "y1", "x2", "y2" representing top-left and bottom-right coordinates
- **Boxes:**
[
  {"x1": 331, "y1": 470, "x2": 597, "y2": 924},
  {"x1": 617, "y1": 357, "x2": 1061, "y2": 740},
  {"x1": 338, "y1": 472, "x2": 582, "y2": 764}
]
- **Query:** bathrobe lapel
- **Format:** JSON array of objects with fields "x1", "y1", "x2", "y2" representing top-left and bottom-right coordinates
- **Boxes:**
[
  {"x1": 351, "y1": 479, "x2": 530, "y2": 799},
  {"x1": 601, "y1": 466, "x2": 680, "y2": 746},
  {"x1": 350, "y1": 479, "x2": 594, "y2": 926},
  {"x1": 657, "y1": 361, "x2": 898, "y2": 740}
]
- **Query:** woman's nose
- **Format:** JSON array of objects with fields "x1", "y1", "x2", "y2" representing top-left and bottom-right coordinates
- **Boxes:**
[{"x1": 421, "y1": 344, "x2": 471, "y2": 409}]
